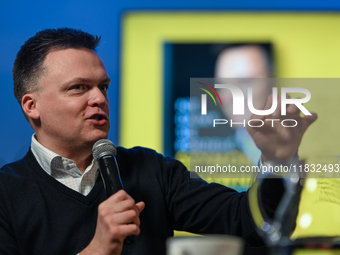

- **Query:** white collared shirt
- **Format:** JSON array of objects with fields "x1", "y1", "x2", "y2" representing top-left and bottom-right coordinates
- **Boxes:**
[{"x1": 30, "y1": 135, "x2": 99, "y2": 196}]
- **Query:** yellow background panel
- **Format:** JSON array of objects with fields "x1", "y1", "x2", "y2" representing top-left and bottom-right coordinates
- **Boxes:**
[
  {"x1": 121, "y1": 13, "x2": 340, "y2": 239},
  {"x1": 121, "y1": 12, "x2": 340, "y2": 152}
]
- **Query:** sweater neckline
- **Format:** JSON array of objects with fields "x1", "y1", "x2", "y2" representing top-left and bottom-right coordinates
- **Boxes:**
[{"x1": 26, "y1": 149, "x2": 104, "y2": 205}]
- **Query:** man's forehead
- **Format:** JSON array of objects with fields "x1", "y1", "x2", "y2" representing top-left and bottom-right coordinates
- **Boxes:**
[
  {"x1": 40, "y1": 48, "x2": 109, "y2": 85},
  {"x1": 43, "y1": 48, "x2": 106, "y2": 72},
  {"x1": 44, "y1": 48, "x2": 101, "y2": 64}
]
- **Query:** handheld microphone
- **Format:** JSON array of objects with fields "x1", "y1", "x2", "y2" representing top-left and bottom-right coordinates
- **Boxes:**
[
  {"x1": 92, "y1": 139, "x2": 134, "y2": 245},
  {"x1": 92, "y1": 139, "x2": 123, "y2": 197}
]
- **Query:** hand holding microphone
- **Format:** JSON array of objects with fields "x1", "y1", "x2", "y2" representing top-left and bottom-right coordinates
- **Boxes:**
[{"x1": 80, "y1": 140, "x2": 144, "y2": 255}]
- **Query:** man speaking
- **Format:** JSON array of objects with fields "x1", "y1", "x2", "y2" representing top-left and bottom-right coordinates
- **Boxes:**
[{"x1": 0, "y1": 28, "x2": 317, "y2": 255}]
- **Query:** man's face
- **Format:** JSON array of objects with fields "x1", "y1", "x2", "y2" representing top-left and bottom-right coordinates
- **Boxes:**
[
  {"x1": 215, "y1": 46, "x2": 271, "y2": 124},
  {"x1": 32, "y1": 48, "x2": 110, "y2": 153}
]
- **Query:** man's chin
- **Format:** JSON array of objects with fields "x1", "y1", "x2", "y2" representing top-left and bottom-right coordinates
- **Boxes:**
[
  {"x1": 89, "y1": 132, "x2": 109, "y2": 144},
  {"x1": 94, "y1": 134, "x2": 109, "y2": 142}
]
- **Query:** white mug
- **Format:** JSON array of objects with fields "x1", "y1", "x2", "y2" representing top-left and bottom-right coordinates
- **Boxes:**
[{"x1": 166, "y1": 235, "x2": 244, "y2": 255}]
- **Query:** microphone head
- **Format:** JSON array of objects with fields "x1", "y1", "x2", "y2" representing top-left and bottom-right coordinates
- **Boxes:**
[{"x1": 92, "y1": 139, "x2": 117, "y2": 160}]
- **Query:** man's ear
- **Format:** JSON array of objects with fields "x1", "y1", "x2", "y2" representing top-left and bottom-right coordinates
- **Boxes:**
[{"x1": 22, "y1": 94, "x2": 40, "y2": 120}]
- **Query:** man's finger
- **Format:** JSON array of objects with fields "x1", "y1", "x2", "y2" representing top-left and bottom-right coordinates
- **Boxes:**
[
  {"x1": 271, "y1": 95, "x2": 281, "y2": 119},
  {"x1": 286, "y1": 103, "x2": 301, "y2": 116},
  {"x1": 263, "y1": 93, "x2": 273, "y2": 110},
  {"x1": 301, "y1": 112, "x2": 318, "y2": 129},
  {"x1": 135, "y1": 201, "x2": 145, "y2": 214}
]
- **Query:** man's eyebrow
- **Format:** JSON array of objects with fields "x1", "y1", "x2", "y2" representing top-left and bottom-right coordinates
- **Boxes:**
[
  {"x1": 100, "y1": 77, "x2": 111, "y2": 84},
  {"x1": 65, "y1": 77, "x2": 111, "y2": 85}
]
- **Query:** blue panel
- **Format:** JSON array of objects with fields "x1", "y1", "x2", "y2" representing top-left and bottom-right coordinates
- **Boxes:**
[{"x1": 0, "y1": 0, "x2": 339, "y2": 166}]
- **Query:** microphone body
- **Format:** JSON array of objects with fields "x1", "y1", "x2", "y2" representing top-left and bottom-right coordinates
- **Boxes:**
[
  {"x1": 97, "y1": 154, "x2": 123, "y2": 198},
  {"x1": 92, "y1": 139, "x2": 134, "y2": 245}
]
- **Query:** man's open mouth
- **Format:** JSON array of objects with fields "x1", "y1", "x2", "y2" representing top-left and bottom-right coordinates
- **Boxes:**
[{"x1": 90, "y1": 115, "x2": 105, "y2": 121}]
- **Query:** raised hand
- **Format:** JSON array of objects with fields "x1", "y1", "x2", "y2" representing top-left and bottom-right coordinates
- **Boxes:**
[{"x1": 247, "y1": 94, "x2": 317, "y2": 163}]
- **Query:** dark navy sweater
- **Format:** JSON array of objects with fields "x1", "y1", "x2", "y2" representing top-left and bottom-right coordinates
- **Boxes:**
[{"x1": 0, "y1": 147, "x2": 267, "y2": 255}]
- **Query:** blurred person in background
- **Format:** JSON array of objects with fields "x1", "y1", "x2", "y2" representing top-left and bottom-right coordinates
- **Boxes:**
[{"x1": 215, "y1": 45, "x2": 273, "y2": 164}]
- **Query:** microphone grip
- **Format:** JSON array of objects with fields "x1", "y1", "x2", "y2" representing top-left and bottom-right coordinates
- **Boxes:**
[
  {"x1": 98, "y1": 155, "x2": 134, "y2": 245},
  {"x1": 98, "y1": 155, "x2": 123, "y2": 197}
]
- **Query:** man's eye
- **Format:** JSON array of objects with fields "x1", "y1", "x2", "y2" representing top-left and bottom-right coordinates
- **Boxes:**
[
  {"x1": 72, "y1": 84, "x2": 85, "y2": 90},
  {"x1": 100, "y1": 84, "x2": 109, "y2": 92}
]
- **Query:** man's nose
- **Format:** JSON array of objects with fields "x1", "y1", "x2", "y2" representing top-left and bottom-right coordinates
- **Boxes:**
[{"x1": 88, "y1": 87, "x2": 108, "y2": 107}]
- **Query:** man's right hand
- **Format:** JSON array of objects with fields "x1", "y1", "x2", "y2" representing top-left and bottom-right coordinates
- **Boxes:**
[{"x1": 80, "y1": 190, "x2": 145, "y2": 255}]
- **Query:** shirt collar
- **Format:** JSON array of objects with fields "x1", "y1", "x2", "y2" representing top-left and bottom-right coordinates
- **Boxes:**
[{"x1": 30, "y1": 134, "x2": 97, "y2": 177}]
